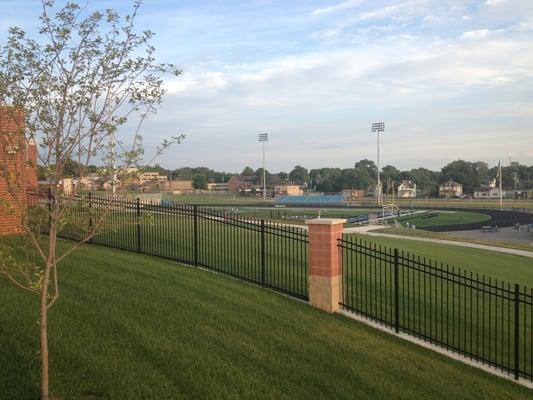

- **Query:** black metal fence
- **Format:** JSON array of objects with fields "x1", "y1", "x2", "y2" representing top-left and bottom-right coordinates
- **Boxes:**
[
  {"x1": 28, "y1": 190, "x2": 533, "y2": 382},
  {"x1": 32, "y1": 192, "x2": 308, "y2": 300},
  {"x1": 338, "y1": 236, "x2": 533, "y2": 381}
]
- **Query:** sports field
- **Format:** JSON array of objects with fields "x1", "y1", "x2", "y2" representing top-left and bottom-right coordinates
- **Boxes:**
[
  {"x1": 219, "y1": 207, "x2": 378, "y2": 223},
  {"x1": 164, "y1": 193, "x2": 273, "y2": 205},
  {"x1": 394, "y1": 210, "x2": 491, "y2": 228},
  {"x1": 362, "y1": 198, "x2": 533, "y2": 210},
  {"x1": 202, "y1": 207, "x2": 491, "y2": 228}
]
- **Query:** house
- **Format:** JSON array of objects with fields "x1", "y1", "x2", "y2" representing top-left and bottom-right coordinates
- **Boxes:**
[
  {"x1": 341, "y1": 189, "x2": 366, "y2": 200},
  {"x1": 38, "y1": 177, "x2": 74, "y2": 195},
  {"x1": 274, "y1": 185, "x2": 303, "y2": 197},
  {"x1": 207, "y1": 182, "x2": 229, "y2": 192},
  {"x1": 473, "y1": 179, "x2": 518, "y2": 199},
  {"x1": 0, "y1": 107, "x2": 37, "y2": 235},
  {"x1": 474, "y1": 183, "x2": 502, "y2": 199},
  {"x1": 165, "y1": 180, "x2": 194, "y2": 194},
  {"x1": 341, "y1": 189, "x2": 366, "y2": 205},
  {"x1": 138, "y1": 171, "x2": 168, "y2": 185},
  {"x1": 227, "y1": 175, "x2": 257, "y2": 194},
  {"x1": 103, "y1": 179, "x2": 121, "y2": 192},
  {"x1": 397, "y1": 180, "x2": 417, "y2": 198},
  {"x1": 77, "y1": 174, "x2": 103, "y2": 191},
  {"x1": 439, "y1": 180, "x2": 463, "y2": 198}
]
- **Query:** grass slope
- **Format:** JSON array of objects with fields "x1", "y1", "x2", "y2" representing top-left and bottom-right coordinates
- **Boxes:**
[{"x1": 0, "y1": 243, "x2": 531, "y2": 399}]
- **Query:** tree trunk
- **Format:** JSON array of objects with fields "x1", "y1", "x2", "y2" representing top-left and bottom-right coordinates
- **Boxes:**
[
  {"x1": 40, "y1": 228, "x2": 56, "y2": 400},
  {"x1": 40, "y1": 276, "x2": 50, "y2": 400}
]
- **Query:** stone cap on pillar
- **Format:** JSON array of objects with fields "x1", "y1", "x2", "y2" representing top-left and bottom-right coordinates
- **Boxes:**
[{"x1": 306, "y1": 218, "x2": 346, "y2": 225}]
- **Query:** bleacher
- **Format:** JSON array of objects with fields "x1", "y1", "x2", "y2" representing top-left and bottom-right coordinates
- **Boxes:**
[{"x1": 275, "y1": 194, "x2": 347, "y2": 206}]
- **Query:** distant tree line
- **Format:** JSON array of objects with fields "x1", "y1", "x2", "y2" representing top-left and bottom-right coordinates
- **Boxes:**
[
  {"x1": 180, "y1": 160, "x2": 532, "y2": 194},
  {"x1": 41, "y1": 159, "x2": 533, "y2": 194}
]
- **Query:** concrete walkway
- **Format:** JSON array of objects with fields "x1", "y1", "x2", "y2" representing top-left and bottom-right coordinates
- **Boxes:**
[{"x1": 344, "y1": 225, "x2": 533, "y2": 259}]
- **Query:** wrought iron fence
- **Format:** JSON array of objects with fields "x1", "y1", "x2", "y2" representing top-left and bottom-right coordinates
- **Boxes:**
[
  {"x1": 27, "y1": 189, "x2": 533, "y2": 381},
  {"x1": 30, "y1": 191, "x2": 308, "y2": 300},
  {"x1": 338, "y1": 236, "x2": 533, "y2": 381}
]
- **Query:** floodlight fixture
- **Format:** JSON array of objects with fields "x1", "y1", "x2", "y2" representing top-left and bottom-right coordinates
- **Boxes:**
[
  {"x1": 371, "y1": 122, "x2": 385, "y2": 205},
  {"x1": 258, "y1": 133, "x2": 269, "y2": 198}
]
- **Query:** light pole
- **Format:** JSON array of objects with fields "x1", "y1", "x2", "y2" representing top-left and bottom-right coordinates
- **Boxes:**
[
  {"x1": 258, "y1": 133, "x2": 268, "y2": 198},
  {"x1": 110, "y1": 131, "x2": 117, "y2": 196},
  {"x1": 371, "y1": 122, "x2": 385, "y2": 205}
]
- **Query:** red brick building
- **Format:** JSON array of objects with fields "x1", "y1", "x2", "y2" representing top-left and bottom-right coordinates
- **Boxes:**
[
  {"x1": 227, "y1": 175, "x2": 257, "y2": 193},
  {"x1": 0, "y1": 107, "x2": 37, "y2": 235}
]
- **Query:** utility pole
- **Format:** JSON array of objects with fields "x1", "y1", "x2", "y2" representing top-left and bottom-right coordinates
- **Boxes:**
[
  {"x1": 498, "y1": 160, "x2": 503, "y2": 211},
  {"x1": 372, "y1": 122, "x2": 385, "y2": 205},
  {"x1": 258, "y1": 133, "x2": 268, "y2": 199}
]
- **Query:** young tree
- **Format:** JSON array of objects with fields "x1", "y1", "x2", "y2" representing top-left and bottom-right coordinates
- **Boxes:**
[{"x1": 0, "y1": 2, "x2": 183, "y2": 399}]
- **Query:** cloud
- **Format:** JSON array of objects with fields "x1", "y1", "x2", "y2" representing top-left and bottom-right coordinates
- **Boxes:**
[
  {"x1": 460, "y1": 29, "x2": 491, "y2": 40},
  {"x1": 484, "y1": 0, "x2": 506, "y2": 6},
  {"x1": 164, "y1": 72, "x2": 227, "y2": 95},
  {"x1": 311, "y1": 0, "x2": 364, "y2": 16},
  {"x1": 152, "y1": 26, "x2": 533, "y2": 169},
  {"x1": 309, "y1": 28, "x2": 342, "y2": 39},
  {"x1": 514, "y1": 18, "x2": 533, "y2": 32}
]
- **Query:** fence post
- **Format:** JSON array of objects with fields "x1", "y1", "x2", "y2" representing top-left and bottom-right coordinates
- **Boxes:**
[
  {"x1": 261, "y1": 219, "x2": 266, "y2": 285},
  {"x1": 514, "y1": 283, "x2": 520, "y2": 380},
  {"x1": 136, "y1": 198, "x2": 141, "y2": 253},
  {"x1": 307, "y1": 218, "x2": 346, "y2": 313},
  {"x1": 88, "y1": 192, "x2": 93, "y2": 244},
  {"x1": 394, "y1": 248, "x2": 400, "y2": 334},
  {"x1": 193, "y1": 205, "x2": 198, "y2": 266}
]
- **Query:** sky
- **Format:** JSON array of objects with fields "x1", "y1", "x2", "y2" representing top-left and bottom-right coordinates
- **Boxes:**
[{"x1": 1, "y1": 0, "x2": 533, "y2": 172}]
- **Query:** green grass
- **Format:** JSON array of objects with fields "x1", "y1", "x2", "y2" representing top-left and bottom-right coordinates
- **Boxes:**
[
  {"x1": 61, "y1": 207, "x2": 309, "y2": 298},
  {"x1": 395, "y1": 211, "x2": 491, "y2": 228},
  {"x1": 360, "y1": 198, "x2": 533, "y2": 210},
  {"x1": 163, "y1": 193, "x2": 274, "y2": 205},
  {"x1": 1, "y1": 243, "x2": 531, "y2": 399},
  {"x1": 340, "y1": 235, "x2": 533, "y2": 376},
  {"x1": 223, "y1": 207, "x2": 379, "y2": 225},
  {"x1": 36, "y1": 203, "x2": 533, "y2": 382},
  {"x1": 350, "y1": 234, "x2": 533, "y2": 287},
  {"x1": 372, "y1": 227, "x2": 533, "y2": 253}
]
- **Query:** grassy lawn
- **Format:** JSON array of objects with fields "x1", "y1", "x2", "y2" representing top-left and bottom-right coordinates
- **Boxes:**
[
  {"x1": 372, "y1": 227, "x2": 533, "y2": 253},
  {"x1": 394, "y1": 211, "x2": 491, "y2": 228},
  {"x1": 351, "y1": 233, "x2": 533, "y2": 287},
  {"x1": 223, "y1": 207, "x2": 380, "y2": 225},
  {"x1": 361, "y1": 198, "x2": 533, "y2": 210},
  {"x1": 163, "y1": 193, "x2": 274, "y2": 205},
  {"x1": 1, "y1": 243, "x2": 531, "y2": 399}
]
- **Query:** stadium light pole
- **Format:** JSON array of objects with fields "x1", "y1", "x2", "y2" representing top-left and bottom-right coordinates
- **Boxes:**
[
  {"x1": 258, "y1": 133, "x2": 269, "y2": 198},
  {"x1": 371, "y1": 122, "x2": 385, "y2": 205}
]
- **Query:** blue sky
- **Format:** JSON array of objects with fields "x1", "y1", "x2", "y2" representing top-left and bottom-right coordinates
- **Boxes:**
[{"x1": 1, "y1": 0, "x2": 533, "y2": 172}]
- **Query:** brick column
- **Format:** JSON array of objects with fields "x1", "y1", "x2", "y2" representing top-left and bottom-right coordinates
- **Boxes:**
[{"x1": 307, "y1": 218, "x2": 346, "y2": 313}]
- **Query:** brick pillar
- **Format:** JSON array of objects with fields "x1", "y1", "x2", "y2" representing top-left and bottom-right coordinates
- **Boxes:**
[{"x1": 307, "y1": 218, "x2": 346, "y2": 313}]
